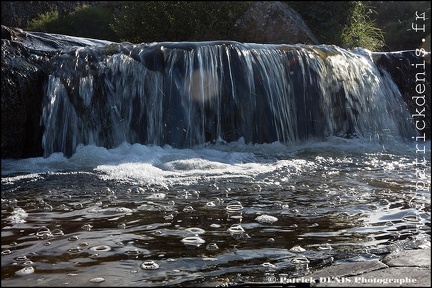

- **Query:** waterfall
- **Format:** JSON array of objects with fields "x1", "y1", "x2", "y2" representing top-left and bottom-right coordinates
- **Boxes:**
[{"x1": 40, "y1": 41, "x2": 416, "y2": 157}]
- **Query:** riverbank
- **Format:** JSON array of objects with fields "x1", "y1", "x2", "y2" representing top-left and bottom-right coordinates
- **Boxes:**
[
  {"x1": 309, "y1": 247, "x2": 431, "y2": 287},
  {"x1": 220, "y1": 247, "x2": 431, "y2": 287}
]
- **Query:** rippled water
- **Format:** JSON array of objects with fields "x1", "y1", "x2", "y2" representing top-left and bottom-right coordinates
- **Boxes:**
[{"x1": 1, "y1": 138, "x2": 431, "y2": 286}]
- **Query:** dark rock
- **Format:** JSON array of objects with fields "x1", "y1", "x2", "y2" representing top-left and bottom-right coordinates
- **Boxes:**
[
  {"x1": 383, "y1": 248, "x2": 431, "y2": 268},
  {"x1": 1, "y1": 38, "x2": 45, "y2": 158},
  {"x1": 232, "y1": 1, "x2": 319, "y2": 44},
  {"x1": 373, "y1": 50, "x2": 431, "y2": 139},
  {"x1": 308, "y1": 260, "x2": 388, "y2": 279}
]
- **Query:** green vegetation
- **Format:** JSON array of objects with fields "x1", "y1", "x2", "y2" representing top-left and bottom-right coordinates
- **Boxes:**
[
  {"x1": 111, "y1": 1, "x2": 250, "y2": 43},
  {"x1": 26, "y1": 9, "x2": 59, "y2": 32},
  {"x1": 27, "y1": 4, "x2": 119, "y2": 42},
  {"x1": 366, "y1": 1, "x2": 431, "y2": 51},
  {"x1": 23, "y1": 1, "x2": 429, "y2": 51},
  {"x1": 287, "y1": 1, "x2": 384, "y2": 50},
  {"x1": 340, "y1": 2, "x2": 385, "y2": 51}
]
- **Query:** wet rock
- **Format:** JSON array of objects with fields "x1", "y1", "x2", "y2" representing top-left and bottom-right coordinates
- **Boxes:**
[
  {"x1": 383, "y1": 248, "x2": 431, "y2": 268},
  {"x1": 231, "y1": 1, "x2": 319, "y2": 44},
  {"x1": 313, "y1": 267, "x2": 431, "y2": 287},
  {"x1": 309, "y1": 260, "x2": 388, "y2": 280},
  {"x1": 1, "y1": 31, "x2": 47, "y2": 158},
  {"x1": 373, "y1": 50, "x2": 431, "y2": 139}
]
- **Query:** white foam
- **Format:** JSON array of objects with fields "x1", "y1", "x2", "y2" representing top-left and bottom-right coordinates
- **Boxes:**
[{"x1": 2, "y1": 139, "x2": 429, "y2": 188}]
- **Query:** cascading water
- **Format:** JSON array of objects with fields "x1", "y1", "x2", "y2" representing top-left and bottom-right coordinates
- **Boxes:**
[{"x1": 40, "y1": 41, "x2": 417, "y2": 157}]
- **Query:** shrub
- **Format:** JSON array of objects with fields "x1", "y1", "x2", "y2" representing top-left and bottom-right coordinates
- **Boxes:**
[
  {"x1": 27, "y1": 4, "x2": 119, "y2": 42},
  {"x1": 286, "y1": 1, "x2": 384, "y2": 51},
  {"x1": 111, "y1": 1, "x2": 251, "y2": 43},
  {"x1": 26, "y1": 9, "x2": 59, "y2": 32},
  {"x1": 340, "y1": 2, "x2": 384, "y2": 51}
]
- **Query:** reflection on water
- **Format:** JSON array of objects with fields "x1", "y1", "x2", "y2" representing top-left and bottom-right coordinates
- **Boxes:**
[{"x1": 1, "y1": 139, "x2": 431, "y2": 286}]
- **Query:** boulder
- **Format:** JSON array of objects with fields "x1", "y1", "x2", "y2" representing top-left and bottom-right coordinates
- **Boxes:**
[
  {"x1": 1, "y1": 26, "x2": 52, "y2": 158},
  {"x1": 231, "y1": 1, "x2": 319, "y2": 44}
]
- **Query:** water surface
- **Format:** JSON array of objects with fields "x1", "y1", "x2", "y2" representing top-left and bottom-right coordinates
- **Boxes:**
[{"x1": 2, "y1": 138, "x2": 430, "y2": 286}]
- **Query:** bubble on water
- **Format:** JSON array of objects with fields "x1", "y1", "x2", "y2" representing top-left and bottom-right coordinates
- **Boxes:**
[
  {"x1": 164, "y1": 214, "x2": 174, "y2": 221},
  {"x1": 81, "y1": 223, "x2": 93, "y2": 231},
  {"x1": 262, "y1": 262, "x2": 276, "y2": 268},
  {"x1": 205, "y1": 201, "x2": 217, "y2": 207},
  {"x1": 51, "y1": 229, "x2": 64, "y2": 237},
  {"x1": 252, "y1": 184, "x2": 262, "y2": 192},
  {"x1": 308, "y1": 223, "x2": 319, "y2": 227},
  {"x1": 290, "y1": 245, "x2": 306, "y2": 252},
  {"x1": 189, "y1": 189, "x2": 200, "y2": 198},
  {"x1": 291, "y1": 256, "x2": 310, "y2": 264},
  {"x1": 90, "y1": 245, "x2": 112, "y2": 252},
  {"x1": 183, "y1": 205, "x2": 194, "y2": 213},
  {"x1": 115, "y1": 207, "x2": 133, "y2": 213},
  {"x1": 210, "y1": 223, "x2": 221, "y2": 228},
  {"x1": 118, "y1": 223, "x2": 126, "y2": 229},
  {"x1": 289, "y1": 224, "x2": 298, "y2": 228},
  {"x1": 206, "y1": 243, "x2": 219, "y2": 251},
  {"x1": 129, "y1": 186, "x2": 146, "y2": 194},
  {"x1": 14, "y1": 256, "x2": 28, "y2": 262},
  {"x1": 43, "y1": 204, "x2": 53, "y2": 211},
  {"x1": 67, "y1": 247, "x2": 82, "y2": 253},
  {"x1": 15, "y1": 266, "x2": 34, "y2": 275},
  {"x1": 57, "y1": 204, "x2": 70, "y2": 211},
  {"x1": 185, "y1": 227, "x2": 206, "y2": 235},
  {"x1": 1, "y1": 249, "x2": 12, "y2": 255},
  {"x1": 79, "y1": 242, "x2": 89, "y2": 247},
  {"x1": 228, "y1": 214, "x2": 243, "y2": 221},
  {"x1": 125, "y1": 249, "x2": 141, "y2": 257},
  {"x1": 36, "y1": 227, "x2": 52, "y2": 239},
  {"x1": 273, "y1": 202, "x2": 289, "y2": 209},
  {"x1": 203, "y1": 257, "x2": 217, "y2": 261},
  {"x1": 140, "y1": 260, "x2": 159, "y2": 270},
  {"x1": 227, "y1": 224, "x2": 245, "y2": 235},
  {"x1": 10, "y1": 242, "x2": 17, "y2": 246},
  {"x1": 137, "y1": 203, "x2": 159, "y2": 211},
  {"x1": 255, "y1": 214, "x2": 278, "y2": 224},
  {"x1": 23, "y1": 260, "x2": 34, "y2": 266},
  {"x1": 181, "y1": 236, "x2": 206, "y2": 247},
  {"x1": 403, "y1": 215, "x2": 421, "y2": 223},
  {"x1": 44, "y1": 242, "x2": 51, "y2": 246},
  {"x1": 89, "y1": 277, "x2": 106, "y2": 283},
  {"x1": 87, "y1": 207, "x2": 102, "y2": 213},
  {"x1": 74, "y1": 203, "x2": 83, "y2": 209},
  {"x1": 317, "y1": 243, "x2": 332, "y2": 251},
  {"x1": 226, "y1": 201, "x2": 243, "y2": 212},
  {"x1": 68, "y1": 236, "x2": 79, "y2": 241},
  {"x1": 267, "y1": 238, "x2": 275, "y2": 242},
  {"x1": 146, "y1": 193, "x2": 166, "y2": 200},
  {"x1": 90, "y1": 254, "x2": 100, "y2": 259}
]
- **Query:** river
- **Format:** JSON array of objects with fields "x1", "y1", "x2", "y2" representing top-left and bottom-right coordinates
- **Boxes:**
[{"x1": 2, "y1": 138, "x2": 430, "y2": 286}]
